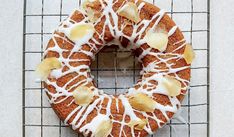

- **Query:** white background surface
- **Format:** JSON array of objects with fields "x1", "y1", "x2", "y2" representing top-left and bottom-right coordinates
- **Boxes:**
[
  {"x1": 0, "y1": 0, "x2": 234, "y2": 137},
  {"x1": 210, "y1": 1, "x2": 234, "y2": 137},
  {"x1": 0, "y1": 0, "x2": 23, "y2": 137}
]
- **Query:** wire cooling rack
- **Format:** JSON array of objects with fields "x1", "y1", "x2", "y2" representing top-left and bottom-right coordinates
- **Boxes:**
[{"x1": 22, "y1": 0, "x2": 210, "y2": 137}]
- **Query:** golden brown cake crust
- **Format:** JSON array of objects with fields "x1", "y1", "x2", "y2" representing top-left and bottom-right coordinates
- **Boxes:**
[{"x1": 43, "y1": 0, "x2": 191, "y2": 136}]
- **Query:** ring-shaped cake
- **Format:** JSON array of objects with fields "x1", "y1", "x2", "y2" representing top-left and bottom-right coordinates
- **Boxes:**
[{"x1": 36, "y1": 0, "x2": 195, "y2": 136}]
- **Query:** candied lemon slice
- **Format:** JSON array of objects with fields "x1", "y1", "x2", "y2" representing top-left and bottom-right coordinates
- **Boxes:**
[
  {"x1": 183, "y1": 44, "x2": 195, "y2": 64},
  {"x1": 82, "y1": 0, "x2": 100, "y2": 22},
  {"x1": 35, "y1": 57, "x2": 62, "y2": 80},
  {"x1": 68, "y1": 23, "x2": 95, "y2": 42},
  {"x1": 73, "y1": 86, "x2": 94, "y2": 106},
  {"x1": 86, "y1": 8, "x2": 99, "y2": 22},
  {"x1": 118, "y1": 2, "x2": 141, "y2": 23},
  {"x1": 82, "y1": 0, "x2": 96, "y2": 9},
  {"x1": 128, "y1": 119, "x2": 147, "y2": 130},
  {"x1": 82, "y1": 0, "x2": 90, "y2": 9},
  {"x1": 162, "y1": 75, "x2": 181, "y2": 97},
  {"x1": 128, "y1": 93, "x2": 156, "y2": 112},
  {"x1": 144, "y1": 30, "x2": 168, "y2": 52},
  {"x1": 95, "y1": 119, "x2": 113, "y2": 137}
]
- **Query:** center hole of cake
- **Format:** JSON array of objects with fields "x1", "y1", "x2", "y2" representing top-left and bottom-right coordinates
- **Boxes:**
[{"x1": 91, "y1": 46, "x2": 141, "y2": 96}]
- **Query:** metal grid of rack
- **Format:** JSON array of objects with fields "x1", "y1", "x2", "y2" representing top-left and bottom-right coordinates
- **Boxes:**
[{"x1": 22, "y1": 0, "x2": 210, "y2": 137}]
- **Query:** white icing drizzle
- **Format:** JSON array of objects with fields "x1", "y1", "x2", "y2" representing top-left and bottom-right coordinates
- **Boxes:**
[
  {"x1": 80, "y1": 113, "x2": 109, "y2": 136},
  {"x1": 43, "y1": 0, "x2": 191, "y2": 136},
  {"x1": 168, "y1": 26, "x2": 178, "y2": 37}
]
